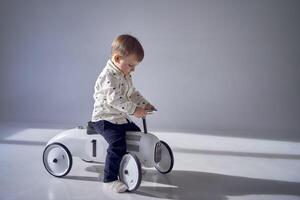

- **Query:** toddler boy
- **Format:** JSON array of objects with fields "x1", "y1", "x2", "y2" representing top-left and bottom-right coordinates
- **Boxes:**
[{"x1": 91, "y1": 34, "x2": 155, "y2": 192}]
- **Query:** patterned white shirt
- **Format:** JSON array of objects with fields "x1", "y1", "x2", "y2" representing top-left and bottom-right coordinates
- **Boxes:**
[{"x1": 91, "y1": 59, "x2": 149, "y2": 124}]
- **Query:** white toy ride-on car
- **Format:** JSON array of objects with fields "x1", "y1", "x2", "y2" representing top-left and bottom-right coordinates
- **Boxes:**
[{"x1": 42, "y1": 116, "x2": 174, "y2": 191}]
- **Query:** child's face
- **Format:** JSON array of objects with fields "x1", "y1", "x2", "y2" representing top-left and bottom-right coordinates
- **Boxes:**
[{"x1": 113, "y1": 54, "x2": 139, "y2": 75}]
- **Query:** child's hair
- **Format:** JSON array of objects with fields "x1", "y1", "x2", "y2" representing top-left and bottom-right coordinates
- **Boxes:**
[{"x1": 111, "y1": 34, "x2": 144, "y2": 62}]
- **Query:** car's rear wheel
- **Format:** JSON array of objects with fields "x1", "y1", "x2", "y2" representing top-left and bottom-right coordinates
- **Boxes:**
[{"x1": 43, "y1": 143, "x2": 72, "y2": 177}]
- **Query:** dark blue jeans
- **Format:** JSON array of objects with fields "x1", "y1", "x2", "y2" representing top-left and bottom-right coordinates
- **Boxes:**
[{"x1": 92, "y1": 120, "x2": 141, "y2": 182}]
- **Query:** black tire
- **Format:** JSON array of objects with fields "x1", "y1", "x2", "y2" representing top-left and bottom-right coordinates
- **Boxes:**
[
  {"x1": 154, "y1": 140, "x2": 174, "y2": 174},
  {"x1": 43, "y1": 143, "x2": 73, "y2": 177}
]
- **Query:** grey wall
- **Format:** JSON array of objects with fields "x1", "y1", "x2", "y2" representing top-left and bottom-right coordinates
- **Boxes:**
[{"x1": 1, "y1": 0, "x2": 300, "y2": 134}]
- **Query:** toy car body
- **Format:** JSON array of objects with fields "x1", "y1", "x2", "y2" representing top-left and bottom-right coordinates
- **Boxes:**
[{"x1": 43, "y1": 118, "x2": 174, "y2": 191}]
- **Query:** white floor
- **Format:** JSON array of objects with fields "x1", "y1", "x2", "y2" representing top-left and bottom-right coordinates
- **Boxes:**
[{"x1": 1, "y1": 122, "x2": 300, "y2": 200}]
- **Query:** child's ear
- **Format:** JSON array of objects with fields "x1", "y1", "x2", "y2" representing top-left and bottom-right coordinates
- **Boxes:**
[{"x1": 113, "y1": 54, "x2": 121, "y2": 64}]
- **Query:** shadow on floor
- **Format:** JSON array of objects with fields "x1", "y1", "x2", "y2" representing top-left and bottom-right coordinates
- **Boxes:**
[
  {"x1": 137, "y1": 170, "x2": 300, "y2": 200},
  {"x1": 62, "y1": 165, "x2": 300, "y2": 200},
  {"x1": 63, "y1": 175, "x2": 100, "y2": 182},
  {"x1": 61, "y1": 165, "x2": 105, "y2": 182}
]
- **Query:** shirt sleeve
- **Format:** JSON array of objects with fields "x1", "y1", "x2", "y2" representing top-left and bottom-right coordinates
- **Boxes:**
[
  {"x1": 129, "y1": 87, "x2": 149, "y2": 108},
  {"x1": 103, "y1": 73, "x2": 137, "y2": 115}
]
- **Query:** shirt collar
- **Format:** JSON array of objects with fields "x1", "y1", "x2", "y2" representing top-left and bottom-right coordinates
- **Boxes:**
[
  {"x1": 106, "y1": 59, "x2": 131, "y2": 78},
  {"x1": 106, "y1": 59, "x2": 123, "y2": 74}
]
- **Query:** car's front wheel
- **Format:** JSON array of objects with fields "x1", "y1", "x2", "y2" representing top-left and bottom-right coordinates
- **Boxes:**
[
  {"x1": 119, "y1": 153, "x2": 141, "y2": 191},
  {"x1": 154, "y1": 141, "x2": 174, "y2": 174}
]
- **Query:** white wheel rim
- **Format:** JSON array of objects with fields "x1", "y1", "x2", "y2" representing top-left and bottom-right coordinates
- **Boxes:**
[
  {"x1": 119, "y1": 154, "x2": 140, "y2": 191},
  {"x1": 155, "y1": 142, "x2": 172, "y2": 172},
  {"x1": 43, "y1": 144, "x2": 70, "y2": 177}
]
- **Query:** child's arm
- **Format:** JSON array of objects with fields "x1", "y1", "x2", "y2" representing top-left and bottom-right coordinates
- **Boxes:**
[
  {"x1": 130, "y1": 87, "x2": 151, "y2": 108},
  {"x1": 130, "y1": 88, "x2": 157, "y2": 112},
  {"x1": 128, "y1": 75, "x2": 156, "y2": 111}
]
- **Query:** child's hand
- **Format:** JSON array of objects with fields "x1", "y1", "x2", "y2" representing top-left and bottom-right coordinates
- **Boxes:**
[
  {"x1": 145, "y1": 103, "x2": 157, "y2": 112},
  {"x1": 133, "y1": 107, "x2": 147, "y2": 118}
]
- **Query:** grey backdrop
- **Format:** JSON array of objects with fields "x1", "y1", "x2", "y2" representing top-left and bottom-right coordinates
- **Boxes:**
[{"x1": 0, "y1": 0, "x2": 299, "y2": 136}]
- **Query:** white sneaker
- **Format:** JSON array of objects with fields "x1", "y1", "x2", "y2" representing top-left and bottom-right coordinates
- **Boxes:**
[{"x1": 103, "y1": 180, "x2": 128, "y2": 193}]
